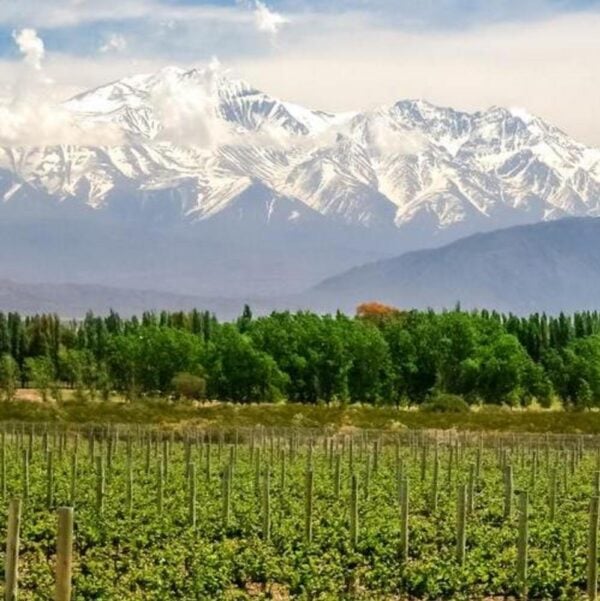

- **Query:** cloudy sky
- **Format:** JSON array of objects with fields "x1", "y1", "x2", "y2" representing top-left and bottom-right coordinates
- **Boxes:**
[{"x1": 1, "y1": 0, "x2": 600, "y2": 144}]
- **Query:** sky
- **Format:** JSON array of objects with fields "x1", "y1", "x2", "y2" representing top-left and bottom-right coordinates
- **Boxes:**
[{"x1": 1, "y1": 0, "x2": 600, "y2": 144}]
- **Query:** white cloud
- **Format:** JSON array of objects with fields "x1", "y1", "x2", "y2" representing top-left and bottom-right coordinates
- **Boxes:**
[
  {"x1": 253, "y1": 1, "x2": 289, "y2": 35},
  {"x1": 12, "y1": 28, "x2": 45, "y2": 71},
  {"x1": 0, "y1": 8, "x2": 599, "y2": 147},
  {"x1": 100, "y1": 33, "x2": 128, "y2": 54},
  {"x1": 229, "y1": 12, "x2": 600, "y2": 146},
  {"x1": 148, "y1": 63, "x2": 229, "y2": 148},
  {"x1": 0, "y1": 96, "x2": 124, "y2": 146},
  {"x1": 0, "y1": 34, "x2": 124, "y2": 146}
]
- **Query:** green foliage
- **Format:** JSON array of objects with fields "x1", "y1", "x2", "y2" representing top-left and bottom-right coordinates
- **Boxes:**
[
  {"x1": 204, "y1": 324, "x2": 287, "y2": 402},
  {"x1": 4, "y1": 306, "x2": 600, "y2": 407},
  {"x1": 171, "y1": 372, "x2": 207, "y2": 400},
  {"x1": 476, "y1": 334, "x2": 535, "y2": 405},
  {"x1": 422, "y1": 393, "x2": 470, "y2": 413},
  {"x1": 0, "y1": 353, "x2": 19, "y2": 401},
  {"x1": 25, "y1": 356, "x2": 55, "y2": 402},
  {"x1": 559, "y1": 336, "x2": 600, "y2": 408},
  {"x1": 1, "y1": 424, "x2": 599, "y2": 599},
  {"x1": 105, "y1": 326, "x2": 204, "y2": 398}
]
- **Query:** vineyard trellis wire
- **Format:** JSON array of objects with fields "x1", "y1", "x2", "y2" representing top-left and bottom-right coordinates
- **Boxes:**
[{"x1": 2, "y1": 423, "x2": 600, "y2": 599}]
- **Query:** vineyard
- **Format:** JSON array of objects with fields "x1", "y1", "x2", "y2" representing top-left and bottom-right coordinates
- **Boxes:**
[{"x1": 2, "y1": 424, "x2": 600, "y2": 599}]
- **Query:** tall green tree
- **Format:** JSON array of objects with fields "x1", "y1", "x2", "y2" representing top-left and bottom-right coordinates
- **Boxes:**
[{"x1": 0, "y1": 354, "x2": 19, "y2": 402}]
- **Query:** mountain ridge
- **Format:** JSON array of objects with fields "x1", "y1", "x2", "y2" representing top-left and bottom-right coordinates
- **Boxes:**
[
  {"x1": 5, "y1": 64, "x2": 600, "y2": 230},
  {"x1": 3, "y1": 217, "x2": 600, "y2": 317},
  {"x1": 311, "y1": 216, "x2": 600, "y2": 315},
  {"x1": 1, "y1": 64, "x2": 600, "y2": 296}
]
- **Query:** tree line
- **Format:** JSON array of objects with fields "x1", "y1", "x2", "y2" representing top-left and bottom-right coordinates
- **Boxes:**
[{"x1": 1, "y1": 304, "x2": 600, "y2": 407}]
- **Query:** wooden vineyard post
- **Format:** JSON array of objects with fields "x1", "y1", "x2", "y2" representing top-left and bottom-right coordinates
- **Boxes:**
[
  {"x1": 254, "y1": 448, "x2": 261, "y2": 498},
  {"x1": 517, "y1": 491, "x2": 529, "y2": 600},
  {"x1": 504, "y1": 464, "x2": 514, "y2": 521},
  {"x1": 106, "y1": 434, "x2": 113, "y2": 473},
  {"x1": 88, "y1": 430, "x2": 94, "y2": 464},
  {"x1": 467, "y1": 463, "x2": 475, "y2": 515},
  {"x1": 400, "y1": 476, "x2": 409, "y2": 562},
  {"x1": 228, "y1": 446, "x2": 235, "y2": 480},
  {"x1": 183, "y1": 441, "x2": 191, "y2": 480},
  {"x1": 530, "y1": 451, "x2": 538, "y2": 497},
  {"x1": 22, "y1": 450, "x2": 29, "y2": 500},
  {"x1": 431, "y1": 453, "x2": 439, "y2": 512},
  {"x1": 0, "y1": 433, "x2": 4, "y2": 498},
  {"x1": 144, "y1": 438, "x2": 151, "y2": 476},
  {"x1": 221, "y1": 466, "x2": 231, "y2": 528},
  {"x1": 350, "y1": 474, "x2": 359, "y2": 547},
  {"x1": 456, "y1": 483, "x2": 467, "y2": 566},
  {"x1": 189, "y1": 463, "x2": 197, "y2": 528},
  {"x1": 307, "y1": 441, "x2": 313, "y2": 473},
  {"x1": 126, "y1": 435, "x2": 133, "y2": 479},
  {"x1": 157, "y1": 461, "x2": 164, "y2": 515},
  {"x1": 420, "y1": 445, "x2": 427, "y2": 483},
  {"x1": 334, "y1": 454, "x2": 341, "y2": 499},
  {"x1": 0, "y1": 444, "x2": 5, "y2": 499},
  {"x1": 46, "y1": 451, "x2": 54, "y2": 509},
  {"x1": 280, "y1": 450, "x2": 286, "y2": 491},
  {"x1": 396, "y1": 458, "x2": 404, "y2": 499},
  {"x1": 364, "y1": 454, "x2": 371, "y2": 501},
  {"x1": 55, "y1": 507, "x2": 74, "y2": 601},
  {"x1": 5, "y1": 498, "x2": 21, "y2": 601},
  {"x1": 126, "y1": 459, "x2": 133, "y2": 517},
  {"x1": 95, "y1": 456, "x2": 105, "y2": 515},
  {"x1": 262, "y1": 469, "x2": 271, "y2": 542},
  {"x1": 70, "y1": 454, "x2": 77, "y2": 507},
  {"x1": 205, "y1": 442, "x2": 211, "y2": 483},
  {"x1": 162, "y1": 438, "x2": 169, "y2": 482},
  {"x1": 549, "y1": 467, "x2": 557, "y2": 522},
  {"x1": 588, "y1": 496, "x2": 600, "y2": 601},
  {"x1": 305, "y1": 469, "x2": 314, "y2": 544},
  {"x1": 394, "y1": 440, "x2": 401, "y2": 481}
]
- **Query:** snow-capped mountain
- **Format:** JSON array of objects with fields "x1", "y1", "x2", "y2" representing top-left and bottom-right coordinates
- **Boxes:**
[
  {"x1": 5, "y1": 64, "x2": 600, "y2": 229},
  {"x1": 1, "y1": 65, "x2": 600, "y2": 298}
]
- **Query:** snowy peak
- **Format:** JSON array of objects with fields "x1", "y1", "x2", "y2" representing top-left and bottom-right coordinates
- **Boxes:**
[
  {"x1": 2, "y1": 64, "x2": 600, "y2": 238},
  {"x1": 65, "y1": 66, "x2": 336, "y2": 143}
]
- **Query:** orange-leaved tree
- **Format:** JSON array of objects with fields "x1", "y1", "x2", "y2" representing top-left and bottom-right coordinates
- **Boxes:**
[{"x1": 356, "y1": 302, "x2": 403, "y2": 324}]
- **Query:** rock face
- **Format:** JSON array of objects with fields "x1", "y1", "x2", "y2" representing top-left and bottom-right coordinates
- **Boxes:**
[{"x1": 1, "y1": 65, "x2": 600, "y2": 297}]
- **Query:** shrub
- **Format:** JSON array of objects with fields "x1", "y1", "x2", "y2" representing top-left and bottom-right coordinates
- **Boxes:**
[
  {"x1": 171, "y1": 372, "x2": 207, "y2": 401},
  {"x1": 422, "y1": 393, "x2": 470, "y2": 413}
]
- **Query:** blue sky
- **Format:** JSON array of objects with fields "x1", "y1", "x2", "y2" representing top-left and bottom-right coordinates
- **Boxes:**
[
  {"x1": 1, "y1": 0, "x2": 598, "y2": 60},
  {"x1": 1, "y1": 0, "x2": 600, "y2": 143}
]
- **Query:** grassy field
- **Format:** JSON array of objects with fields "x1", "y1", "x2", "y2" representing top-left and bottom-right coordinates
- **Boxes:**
[{"x1": 4, "y1": 391, "x2": 600, "y2": 433}]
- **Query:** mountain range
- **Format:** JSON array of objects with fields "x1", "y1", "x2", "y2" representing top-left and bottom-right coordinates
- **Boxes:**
[
  {"x1": 1, "y1": 217, "x2": 600, "y2": 318},
  {"x1": 311, "y1": 217, "x2": 600, "y2": 315},
  {"x1": 1, "y1": 64, "x2": 600, "y2": 311}
]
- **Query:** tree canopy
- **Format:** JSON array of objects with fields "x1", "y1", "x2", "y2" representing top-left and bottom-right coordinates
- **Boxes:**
[{"x1": 1, "y1": 306, "x2": 600, "y2": 407}]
